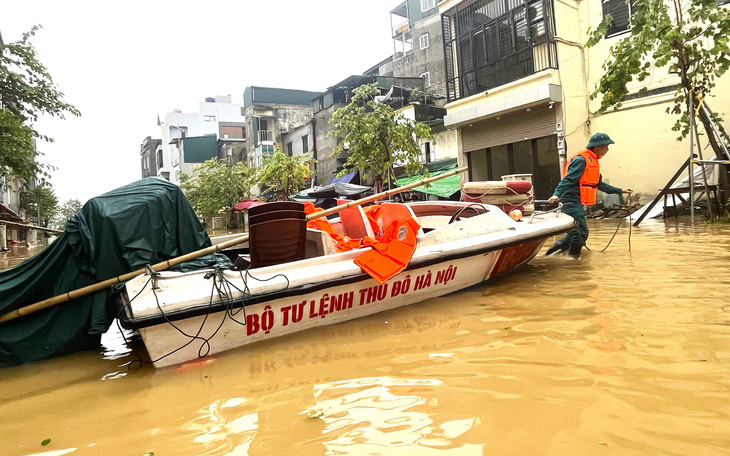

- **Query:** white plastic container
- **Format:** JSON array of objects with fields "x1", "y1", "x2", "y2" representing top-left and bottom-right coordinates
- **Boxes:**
[{"x1": 501, "y1": 173, "x2": 533, "y2": 183}]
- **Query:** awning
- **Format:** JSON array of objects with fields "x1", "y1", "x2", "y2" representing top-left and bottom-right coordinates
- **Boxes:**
[
  {"x1": 233, "y1": 199, "x2": 265, "y2": 211},
  {"x1": 329, "y1": 170, "x2": 358, "y2": 184},
  {"x1": 0, "y1": 202, "x2": 24, "y2": 223},
  {"x1": 395, "y1": 158, "x2": 461, "y2": 198},
  {"x1": 307, "y1": 182, "x2": 372, "y2": 198},
  {"x1": 396, "y1": 171, "x2": 461, "y2": 198}
]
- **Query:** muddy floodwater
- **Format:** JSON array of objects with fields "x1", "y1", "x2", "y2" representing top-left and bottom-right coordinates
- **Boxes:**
[{"x1": 1, "y1": 218, "x2": 729, "y2": 455}]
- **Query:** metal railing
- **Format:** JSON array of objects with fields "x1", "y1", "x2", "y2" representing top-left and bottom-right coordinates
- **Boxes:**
[
  {"x1": 258, "y1": 130, "x2": 273, "y2": 142},
  {"x1": 453, "y1": 41, "x2": 558, "y2": 100},
  {"x1": 442, "y1": 0, "x2": 559, "y2": 102}
]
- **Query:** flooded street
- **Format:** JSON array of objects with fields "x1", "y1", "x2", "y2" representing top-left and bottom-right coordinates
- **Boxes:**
[{"x1": 1, "y1": 218, "x2": 729, "y2": 455}]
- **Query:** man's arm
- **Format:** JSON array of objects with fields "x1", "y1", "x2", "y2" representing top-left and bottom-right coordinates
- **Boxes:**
[
  {"x1": 598, "y1": 175, "x2": 633, "y2": 195},
  {"x1": 548, "y1": 156, "x2": 585, "y2": 203},
  {"x1": 597, "y1": 175, "x2": 622, "y2": 194}
]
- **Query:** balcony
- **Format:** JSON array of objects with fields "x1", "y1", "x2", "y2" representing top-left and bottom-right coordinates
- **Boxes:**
[
  {"x1": 442, "y1": 0, "x2": 559, "y2": 102},
  {"x1": 258, "y1": 130, "x2": 273, "y2": 143},
  {"x1": 392, "y1": 20, "x2": 410, "y2": 38},
  {"x1": 448, "y1": 41, "x2": 558, "y2": 101}
]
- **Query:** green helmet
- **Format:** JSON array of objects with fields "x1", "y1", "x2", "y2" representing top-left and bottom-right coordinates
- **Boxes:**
[{"x1": 586, "y1": 132, "x2": 614, "y2": 148}]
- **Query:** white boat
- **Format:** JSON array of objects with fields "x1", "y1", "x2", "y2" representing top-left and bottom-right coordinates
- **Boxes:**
[{"x1": 114, "y1": 201, "x2": 574, "y2": 368}]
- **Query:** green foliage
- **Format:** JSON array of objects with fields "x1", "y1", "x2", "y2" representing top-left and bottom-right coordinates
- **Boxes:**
[
  {"x1": 0, "y1": 109, "x2": 37, "y2": 181},
  {"x1": 180, "y1": 159, "x2": 256, "y2": 219},
  {"x1": 50, "y1": 198, "x2": 83, "y2": 230},
  {"x1": 20, "y1": 183, "x2": 58, "y2": 226},
  {"x1": 586, "y1": 0, "x2": 730, "y2": 139},
  {"x1": 329, "y1": 83, "x2": 434, "y2": 192},
  {"x1": 256, "y1": 147, "x2": 314, "y2": 201},
  {"x1": 0, "y1": 25, "x2": 80, "y2": 181}
]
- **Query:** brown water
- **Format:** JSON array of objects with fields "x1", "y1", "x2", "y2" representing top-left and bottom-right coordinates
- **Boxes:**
[{"x1": 1, "y1": 218, "x2": 729, "y2": 456}]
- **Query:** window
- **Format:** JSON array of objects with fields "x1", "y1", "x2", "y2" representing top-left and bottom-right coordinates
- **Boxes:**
[
  {"x1": 421, "y1": 72, "x2": 431, "y2": 88},
  {"x1": 419, "y1": 33, "x2": 430, "y2": 50},
  {"x1": 256, "y1": 144, "x2": 275, "y2": 167},
  {"x1": 204, "y1": 115, "x2": 216, "y2": 122},
  {"x1": 421, "y1": 142, "x2": 435, "y2": 163},
  {"x1": 287, "y1": 141, "x2": 293, "y2": 156},
  {"x1": 421, "y1": 0, "x2": 436, "y2": 12},
  {"x1": 602, "y1": 0, "x2": 635, "y2": 36},
  {"x1": 302, "y1": 135, "x2": 309, "y2": 153},
  {"x1": 442, "y1": 0, "x2": 559, "y2": 102}
]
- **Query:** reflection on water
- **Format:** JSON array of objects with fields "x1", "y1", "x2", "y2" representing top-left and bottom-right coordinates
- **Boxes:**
[
  {"x1": 1, "y1": 217, "x2": 729, "y2": 455},
  {"x1": 188, "y1": 398, "x2": 258, "y2": 455},
  {"x1": 0, "y1": 242, "x2": 51, "y2": 270},
  {"x1": 305, "y1": 377, "x2": 482, "y2": 454}
]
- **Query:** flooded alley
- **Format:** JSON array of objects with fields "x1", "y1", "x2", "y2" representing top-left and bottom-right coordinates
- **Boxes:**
[{"x1": 1, "y1": 217, "x2": 729, "y2": 456}]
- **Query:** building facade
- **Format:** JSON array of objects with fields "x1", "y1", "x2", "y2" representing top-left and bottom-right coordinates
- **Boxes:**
[
  {"x1": 156, "y1": 95, "x2": 246, "y2": 184},
  {"x1": 139, "y1": 136, "x2": 161, "y2": 178},
  {"x1": 242, "y1": 87, "x2": 322, "y2": 169},
  {"x1": 439, "y1": 0, "x2": 730, "y2": 201},
  {"x1": 390, "y1": 0, "x2": 449, "y2": 107},
  {"x1": 311, "y1": 75, "x2": 427, "y2": 186}
]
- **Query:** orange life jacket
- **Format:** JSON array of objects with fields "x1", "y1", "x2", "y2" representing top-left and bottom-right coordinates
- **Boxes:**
[
  {"x1": 354, "y1": 216, "x2": 420, "y2": 284},
  {"x1": 563, "y1": 149, "x2": 600, "y2": 205},
  {"x1": 304, "y1": 202, "x2": 420, "y2": 282}
]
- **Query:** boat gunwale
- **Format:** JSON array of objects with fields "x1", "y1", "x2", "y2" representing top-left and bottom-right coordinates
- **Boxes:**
[{"x1": 114, "y1": 218, "x2": 574, "y2": 331}]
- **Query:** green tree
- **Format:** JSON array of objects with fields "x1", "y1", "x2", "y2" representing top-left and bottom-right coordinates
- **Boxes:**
[
  {"x1": 257, "y1": 147, "x2": 314, "y2": 201},
  {"x1": 586, "y1": 0, "x2": 730, "y2": 141},
  {"x1": 50, "y1": 198, "x2": 83, "y2": 231},
  {"x1": 0, "y1": 25, "x2": 80, "y2": 182},
  {"x1": 20, "y1": 183, "x2": 58, "y2": 227},
  {"x1": 180, "y1": 159, "x2": 256, "y2": 228},
  {"x1": 329, "y1": 83, "x2": 434, "y2": 193}
]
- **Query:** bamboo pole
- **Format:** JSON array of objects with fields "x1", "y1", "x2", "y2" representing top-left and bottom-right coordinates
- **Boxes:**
[
  {"x1": 0, "y1": 167, "x2": 467, "y2": 324},
  {"x1": 1, "y1": 220, "x2": 63, "y2": 235}
]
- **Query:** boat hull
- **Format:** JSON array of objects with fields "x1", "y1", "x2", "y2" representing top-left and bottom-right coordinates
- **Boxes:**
[
  {"x1": 118, "y1": 203, "x2": 573, "y2": 368},
  {"x1": 134, "y1": 238, "x2": 544, "y2": 368}
]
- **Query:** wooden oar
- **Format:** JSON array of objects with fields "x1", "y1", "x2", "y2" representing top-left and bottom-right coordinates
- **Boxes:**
[{"x1": 0, "y1": 166, "x2": 467, "y2": 324}]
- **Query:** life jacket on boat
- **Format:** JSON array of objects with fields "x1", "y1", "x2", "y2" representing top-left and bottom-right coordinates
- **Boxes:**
[
  {"x1": 563, "y1": 149, "x2": 601, "y2": 206},
  {"x1": 354, "y1": 216, "x2": 420, "y2": 285},
  {"x1": 303, "y1": 203, "x2": 364, "y2": 252}
]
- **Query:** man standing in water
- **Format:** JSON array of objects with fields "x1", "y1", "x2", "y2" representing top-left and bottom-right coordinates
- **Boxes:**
[{"x1": 545, "y1": 133, "x2": 633, "y2": 259}]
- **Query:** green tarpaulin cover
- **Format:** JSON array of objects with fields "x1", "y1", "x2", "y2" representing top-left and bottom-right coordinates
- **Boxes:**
[
  {"x1": 395, "y1": 159, "x2": 460, "y2": 198},
  {"x1": 0, "y1": 177, "x2": 231, "y2": 367},
  {"x1": 396, "y1": 170, "x2": 461, "y2": 198}
]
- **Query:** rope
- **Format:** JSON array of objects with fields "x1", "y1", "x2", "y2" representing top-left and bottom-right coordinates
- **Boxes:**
[
  {"x1": 460, "y1": 183, "x2": 534, "y2": 206},
  {"x1": 118, "y1": 263, "x2": 293, "y2": 369},
  {"x1": 586, "y1": 193, "x2": 633, "y2": 254},
  {"x1": 529, "y1": 202, "x2": 563, "y2": 223}
]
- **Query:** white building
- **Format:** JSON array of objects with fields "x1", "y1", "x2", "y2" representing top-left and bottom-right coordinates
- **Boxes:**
[{"x1": 157, "y1": 95, "x2": 246, "y2": 185}]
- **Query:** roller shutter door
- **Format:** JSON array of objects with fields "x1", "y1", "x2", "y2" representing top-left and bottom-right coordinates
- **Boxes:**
[{"x1": 461, "y1": 104, "x2": 557, "y2": 152}]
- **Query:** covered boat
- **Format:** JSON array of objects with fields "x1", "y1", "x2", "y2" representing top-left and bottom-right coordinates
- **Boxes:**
[
  {"x1": 0, "y1": 177, "x2": 230, "y2": 367},
  {"x1": 114, "y1": 199, "x2": 574, "y2": 368}
]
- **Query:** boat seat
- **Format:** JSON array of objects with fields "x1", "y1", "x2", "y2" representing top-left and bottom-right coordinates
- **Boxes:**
[
  {"x1": 248, "y1": 202, "x2": 307, "y2": 268},
  {"x1": 375, "y1": 203, "x2": 424, "y2": 235},
  {"x1": 305, "y1": 228, "x2": 338, "y2": 258},
  {"x1": 338, "y1": 202, "x2": 376, "y2": 239}
]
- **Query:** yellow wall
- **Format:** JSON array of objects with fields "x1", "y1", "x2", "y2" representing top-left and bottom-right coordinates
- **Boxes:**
[
  {"x1": 442, "y1": 0, "x2": 730, "y2": 202},
  {"x1": 557, "y1": 0, "x2": 729, "y2": 201}
]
